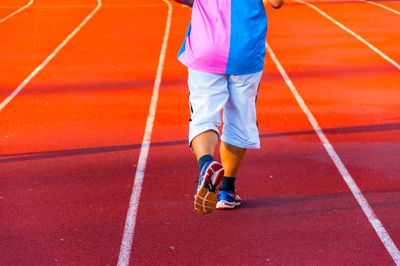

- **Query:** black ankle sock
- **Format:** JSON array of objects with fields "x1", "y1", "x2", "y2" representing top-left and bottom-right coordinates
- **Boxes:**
[
  {"x1": 198, "y1": 154, "x2": 213, "y2": 170},
  {"x1": 219, "y1": 176, "x2": 236, "y2": 192}
]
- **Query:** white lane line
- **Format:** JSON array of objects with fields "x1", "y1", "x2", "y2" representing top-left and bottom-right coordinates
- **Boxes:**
[
  {"x1": 0, "y1": 0, "x2": 33, "y2": 24},
  {"x1": 0, "y1": 0, "x2": 102, "y2": 112},
  {"x1": 116, "y1": 1, "x2": 172, "y2": 265},
  {"x1": 265, "y1": 41, "x2": 400, "y2": 265},
  {"x1": 362, "y1": 0, "x2": 400, "y2": 16},
  {"x1": 296, "y1": 0, "x2": 400, "y2": 71}
]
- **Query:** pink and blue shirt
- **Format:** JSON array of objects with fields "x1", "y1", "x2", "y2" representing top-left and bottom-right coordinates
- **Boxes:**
[{"x1": 178, "y1": 0, "x2": 268, "y2": 75}]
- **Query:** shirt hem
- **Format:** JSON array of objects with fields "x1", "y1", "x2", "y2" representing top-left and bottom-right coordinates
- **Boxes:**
[{"x1": 178, "y1": 57, "x2": 264, "y2": 75}]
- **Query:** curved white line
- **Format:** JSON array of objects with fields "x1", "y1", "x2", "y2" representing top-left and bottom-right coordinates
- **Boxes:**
[
  {"x1": 0, "y1": 0, "x2": 34, "y2": 24},
  {"x1": 297, "y1": 0, "x2": 400, "y2": 71},
  {"x1": 0, "y1": 0, "x2": 102, "y2": 112},
  {"x1": 362, "y1": 0, "x2": 400, "y2": 16},
  {"x1": 117, "y1": 1, "x2": 172, "y2": 265},
  {"x1": 265, "y1": 41, "x2": 400, "y2": 266}
]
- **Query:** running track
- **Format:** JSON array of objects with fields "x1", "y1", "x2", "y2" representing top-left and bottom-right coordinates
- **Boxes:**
[{"x1": 1, "y1": 0, "x2": 399, "y2": 265}]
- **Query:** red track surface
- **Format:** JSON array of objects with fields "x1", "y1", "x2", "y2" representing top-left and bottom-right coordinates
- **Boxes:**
[{"x1": 1, "y1": 0, "x2": 399, "y2": 265}]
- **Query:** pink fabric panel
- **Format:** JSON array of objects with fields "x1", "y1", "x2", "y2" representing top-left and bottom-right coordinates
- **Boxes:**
[{"x1": 179, "y1": 0, "x2": 231, "y2": 74}]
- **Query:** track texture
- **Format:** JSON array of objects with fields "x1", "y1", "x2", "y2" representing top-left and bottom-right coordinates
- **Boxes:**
[{"x1": 1, "y1": 0, "x2": 399, "y2": 264}]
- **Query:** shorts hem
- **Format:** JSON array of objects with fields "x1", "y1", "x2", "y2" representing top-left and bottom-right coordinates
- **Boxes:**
[
  {"x1": 189, "y1": 123, "x2": 221, "y2": 147},
  {"x1": 221, "y1": 135, "x2": 260, "y2": 149}
]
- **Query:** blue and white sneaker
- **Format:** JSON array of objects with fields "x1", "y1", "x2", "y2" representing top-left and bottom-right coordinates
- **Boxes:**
[
  {"x1": 194, "y1": 161, "x2": 224, "y2": 214},
  {"x1": 216, "y1": 190, "x2": 241, "y2": 209}
]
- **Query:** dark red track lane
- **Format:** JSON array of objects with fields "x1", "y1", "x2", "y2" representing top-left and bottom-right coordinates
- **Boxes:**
[
  {"x1": 1, "y1": 0, "x2": 169, "y2": 264},
  {"x1": 267, "y1": 0, "x2": 400, "y2": 256},
  {"x1": 1, "y1": 0, "x2": 399, "y2": 264},
  {"x1": 129, "y1": 3, "x2": 397, "y2": 265}
]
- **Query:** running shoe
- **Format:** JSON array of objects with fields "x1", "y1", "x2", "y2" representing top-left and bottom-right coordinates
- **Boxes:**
[
  {"x1": 216, "y1": 190, "x2": 241, "y2": 209},
  {"x1": 194, "y1": 161, "x2": 224, "y2": 214}
]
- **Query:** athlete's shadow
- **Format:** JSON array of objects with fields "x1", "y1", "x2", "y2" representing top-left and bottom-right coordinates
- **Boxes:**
[
  {"x1": 241, "y1": 188, "x2": 400, "y2": 217},
  {"x1": 2, "y1": 122, "x2": 399, "y2": 164},
  {"x1": 259, "y1": 122, "x2": 400, "y2": 139}
]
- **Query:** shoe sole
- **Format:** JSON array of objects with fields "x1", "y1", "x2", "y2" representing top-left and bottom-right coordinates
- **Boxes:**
[
  {"x1": 216, "y1": 200, "x2": 241, "y2": 209},
  {"x1": 194, "y1": 162, "x2": 224, "y2": 215},
  {"x1": 194, "y1": 187, "x2": 218, "y2": 214}
]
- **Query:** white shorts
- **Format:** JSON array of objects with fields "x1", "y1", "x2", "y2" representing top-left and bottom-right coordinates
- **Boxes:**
[{"x1": 188, "y1": 68, "x2": 262, "y2": 149}]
